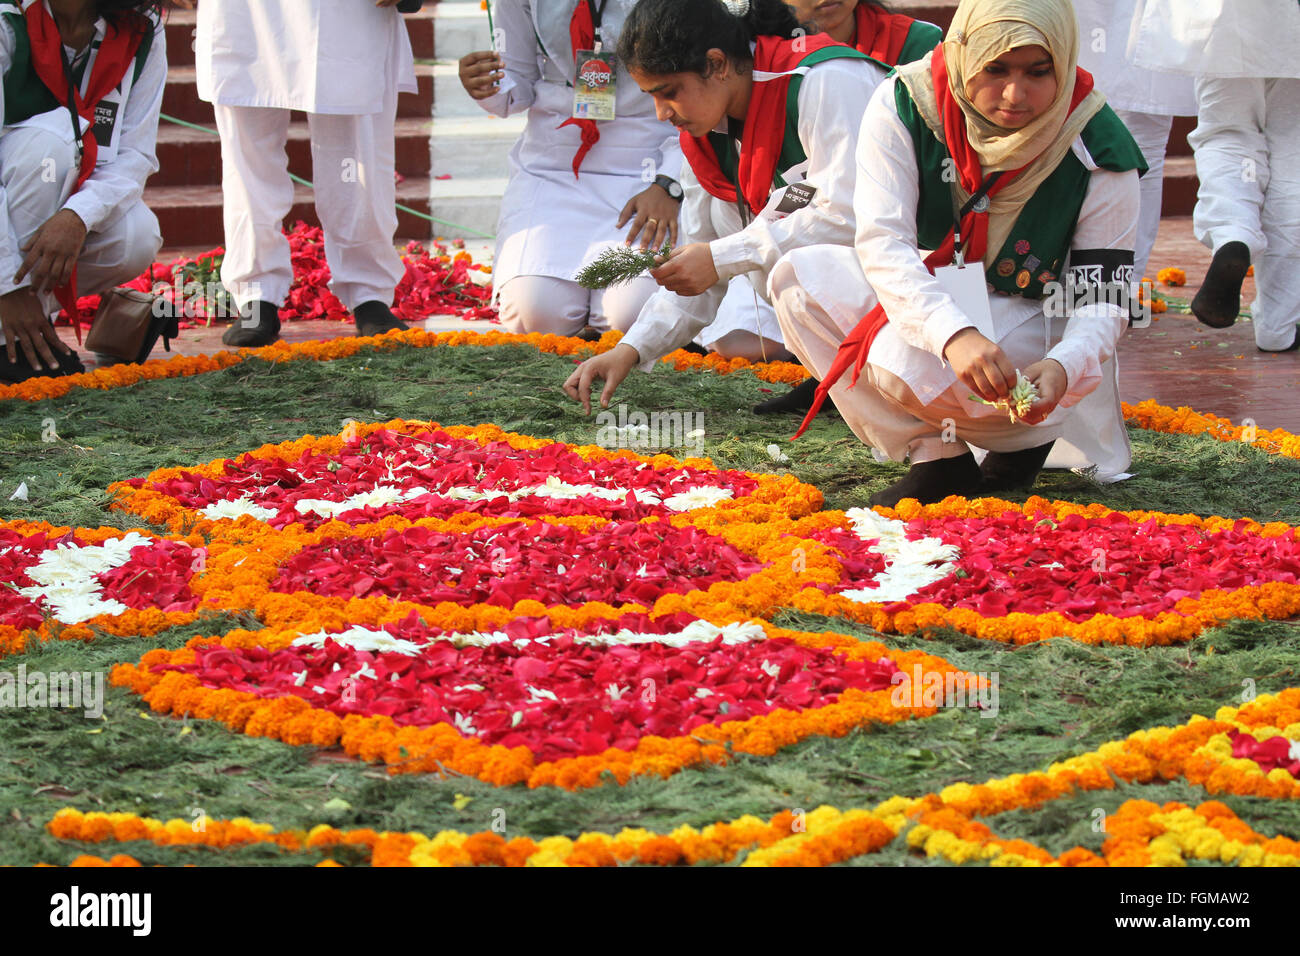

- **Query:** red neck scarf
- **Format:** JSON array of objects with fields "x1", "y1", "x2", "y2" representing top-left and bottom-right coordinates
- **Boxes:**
[
  {"x1": 793, "y1": 45, "x2": 1094, "y2": 439},
  {"x1": 851, "y1": 3, "x2": 916, "y2": 64},
  {"x1": 680, "y1": 33, "x2": 844, "y2": 217},
  {"x1": 24, "y1": 2, "x2": 145, "y2": 319},
  {"x1": 556, "y1": 1, "x2": 600, "y2": 179},
  {"x1": 24, "y1": 4, "x2": 143, "y2": 190}
]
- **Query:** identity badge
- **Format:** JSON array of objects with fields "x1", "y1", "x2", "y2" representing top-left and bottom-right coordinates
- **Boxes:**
[{"x1": 572, "y1": 50, "x2": 618, "y2": 121}]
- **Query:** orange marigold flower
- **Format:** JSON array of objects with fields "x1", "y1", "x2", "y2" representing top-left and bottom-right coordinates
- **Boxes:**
[{"x1": 635, "y1": 836, "x2": 685, "y2": 866}]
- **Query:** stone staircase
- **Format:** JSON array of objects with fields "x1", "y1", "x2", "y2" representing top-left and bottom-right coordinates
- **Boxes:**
[
  {"x1": 429, "y1": 0, "x2": 522, "y2": 240},
  {"x1": 147, "y1": 0, "x2": 1197, "y2": 249}
]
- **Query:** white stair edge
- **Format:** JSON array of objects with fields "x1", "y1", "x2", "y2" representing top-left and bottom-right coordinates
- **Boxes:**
[
  {"x1": 430, "y1": 176, "x2": 510, "y2": 199},
  {"x1": 432, "y1": 113, "x2": 526, "y2": 136},
  {"x1": 434, "y1": 2, "x2": 495, "y2": 16},
  {"x1": 433, "y1": 63, "x2": 505, "y2": 119}
]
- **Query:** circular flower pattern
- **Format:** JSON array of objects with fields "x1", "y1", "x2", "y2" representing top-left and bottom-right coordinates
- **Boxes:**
[
  {"x1": 8, "y1": 422, "x2": 1300, "y2": 802},
  {"x1": 814, "y1": 506, "x2": 1300, "y2": 620},
  {"x1": 789, "y1": 500, "x2": 1300, "y2": 646}
]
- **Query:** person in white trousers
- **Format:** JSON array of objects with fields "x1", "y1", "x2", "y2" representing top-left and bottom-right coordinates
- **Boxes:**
[
  {"x1": 1131, "y1": 0, "x2": 1300, "y2": 351},
  {"x1": 458, "y1": 0, "x2": 684, "y2": 338},
  {"x1": 1074, "y1": 0, "x2": 1194, "y2": 298},
  {"x1": 0, "y1": 0, "x2": 165, "y2": 381},
  {"x1": 191, "y1": 0, "x2": 418, "y2": 346}
]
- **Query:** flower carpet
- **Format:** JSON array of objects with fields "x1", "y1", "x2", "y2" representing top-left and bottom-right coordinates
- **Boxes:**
[{"x1": 3, "y1": 328, "x2": 1299, "y2": 868}]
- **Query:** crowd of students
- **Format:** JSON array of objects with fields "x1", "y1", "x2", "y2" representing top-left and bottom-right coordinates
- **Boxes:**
[
  {"x1": 543, "y1": 0, "x2": 1299, "y2": 505},
  {"x1": 0, "y1": 0, "x2": 1294, "y2": 507}
]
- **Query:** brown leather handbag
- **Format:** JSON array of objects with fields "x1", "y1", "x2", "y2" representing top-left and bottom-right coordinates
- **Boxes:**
[{"x1": 84, "y1": 288, "x2": 179, "y2": 365}]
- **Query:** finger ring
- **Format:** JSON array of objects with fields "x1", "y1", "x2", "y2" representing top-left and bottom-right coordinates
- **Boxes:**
[{"x1": 646, "y1": 218, "x2": 658, "y2": 227}]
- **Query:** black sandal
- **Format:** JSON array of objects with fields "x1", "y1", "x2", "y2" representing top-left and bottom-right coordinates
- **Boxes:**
[{"x1": 753, "y1": 377, "x2": 829, "y2": 415}]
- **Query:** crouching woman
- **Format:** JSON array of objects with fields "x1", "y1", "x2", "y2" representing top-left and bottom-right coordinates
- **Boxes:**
[
  {"x1": 563, "y1": 0, "x2": 890, "y2": 414},
  {"x1": 0, "y1": 0, "x2": 165, "y2": 381},
  {"x1": 772, "y1": 0, "x2": 1145, "y2": 506}
]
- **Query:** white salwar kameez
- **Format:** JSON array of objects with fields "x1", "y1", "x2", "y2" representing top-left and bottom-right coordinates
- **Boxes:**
[
  {"x1": 690, "y1": 191, "x2": 782, "y2": 358},
  {"x1": 622, "y1": 56, "x2": 887, "y2": 367},
  {"x1": 475, "y1": 0, "x2": 682, "y2": 335},
  {"x1": 1130, "y1": 0, "x2": 1300, "y2": 350},
  {"x1": 195, "y1": 1, "x2": 416, "y2": 311},
  {"x1": 1074, "y1": 0, "x2": 1195, "y2": 283},
  {"x1": 0, "y1": 11, "x2": 165, "y2": 316},
  {"x1": 770, "y1": 76, "x2": 1139, "y2": 479}
]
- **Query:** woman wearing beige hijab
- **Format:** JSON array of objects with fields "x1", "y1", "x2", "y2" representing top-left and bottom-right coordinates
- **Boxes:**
[{"x1": 770, "y1": 0, "x2": 1146, "y2": 506}]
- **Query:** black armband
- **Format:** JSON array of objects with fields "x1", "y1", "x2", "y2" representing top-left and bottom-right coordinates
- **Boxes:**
[
  {"x1": 1065, "y1": 249, "x2": 1135, "y2": 289},
  {"x1": 1054, "y1": 248, "x2": 1137, "y2": 316}
]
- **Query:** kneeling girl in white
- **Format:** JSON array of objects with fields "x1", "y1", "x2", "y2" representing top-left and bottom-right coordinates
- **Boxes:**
[
  {"x1": 772, "y1": 0, "x2": 1144, "y2": 506},
  {"x1": 564, "y1": 0, "x2": 889, "y2": 412}
]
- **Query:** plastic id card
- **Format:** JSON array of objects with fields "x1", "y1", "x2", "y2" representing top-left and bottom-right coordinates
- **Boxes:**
[{"x1": 572, "y1": 50, "x2": 617, "y2": 121}]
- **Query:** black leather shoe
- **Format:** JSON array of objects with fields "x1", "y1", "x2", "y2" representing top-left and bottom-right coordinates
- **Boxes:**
[
  {"x1": 0, "y1": 346, "x2": 85, "y2": 383},
  {"x1": 979, "y1": 441, "x2": 1056, "y2": 493},
  {"x1": 353, "y1": 301, "x2": 409, "y2": 337},
  {"x1": 753, "y1": 377, "x2": 823, "y2": 415},
  {"x1": 869, "y1": 452, "x2": 981, "y2": 508},
  {"x1": 1191, "y1": 241, "x2": 1250, "y2": 329},
  {"x1": 222, "y1": 300, "x2": 281, "y2": 346}
]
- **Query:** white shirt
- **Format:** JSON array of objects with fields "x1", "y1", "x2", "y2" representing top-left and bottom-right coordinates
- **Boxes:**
[
  {"x1": 473, "y1": 0, "x2": 682, "y2": 289},
  {"x1": 0, "y1": 10, "x2": 165, "y2": 297},
  {"x1": 854, "y1": 76, "x2": 1138, "y2": 412},
  {"x1": 196, "y1": 0, "x2": 416, "y2": 114},
  {"x1": 623, "y1": 55, "x2": 886, "y2": 368}
]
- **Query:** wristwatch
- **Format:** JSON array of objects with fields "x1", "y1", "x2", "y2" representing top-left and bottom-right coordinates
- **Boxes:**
[{"x1": 653, "y1": 175, "x2": 684, "y2": 202}]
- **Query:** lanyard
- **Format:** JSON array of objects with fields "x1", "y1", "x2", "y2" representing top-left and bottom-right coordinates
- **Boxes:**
[
  {"x1": 724, "y1": 117, "x2": 753, "y2": 226},
  {"x1": 587, "y1": 0, "x2": 608, "y2": 49},
  {"x1": 951, "y1": 170, "x2": 1002, "y2": 268},
  {"x1": 57, "y1": 43, "x2": 90, "y2": 168}
]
